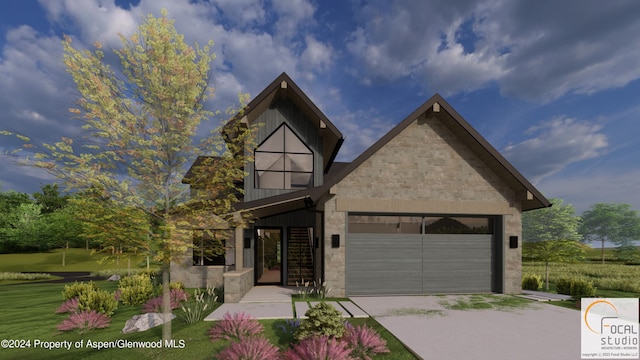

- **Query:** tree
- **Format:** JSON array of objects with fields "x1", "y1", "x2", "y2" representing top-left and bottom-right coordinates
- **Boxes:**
[
  {"x1": 580, "y1": 203, "x2": 640, "y2": 264},
  {"x1": 0, "y1": 191, "x2": 37, "y2": 253},
  {"x1": 2, "y1": 11, "x2": 255, "y2": 340},
  {"x1": 33, "y1": 184, "x2": 69, "y2": 214},
  {"x1": 522, "y1": 198, "x2": 583, "y2": 290}
]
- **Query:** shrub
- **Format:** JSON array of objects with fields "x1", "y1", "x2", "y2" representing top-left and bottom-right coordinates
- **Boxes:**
[
  {"x1": 118, "y1": 274, "x2": 154, "y2": 305},
  {"x1": 178, "y1": 287, "x2": 218, "y2": 325},
  {"x1": 77, "y1": 289, "x2": 118, "y2": 317},
  {"x1": 217, "y1": 336, "x2": 280, "y2": 360},
  {"x1": 295, "y1": 302, "x2": 345, "y2": 340},
  {"x1": 209, "y1": 312, "x2": 264, "y2": 342},
  {"x1": 277, "y1": 318, "x2": 301, "y2": 337},
  {"x1": 0, "y1": 272, "x2": 51, "y2": 281},
  {"x1": 57, "y1": 310, "x2": 111, "y2": 334},
  {"x1": 55, "y1": 297, "x2": 80, "y2": 314},
  {"x1": 283, "y1": 335, "x2": 353, "y2": 360},
  {"x1": 142, "y1": 289, "x2": 189, "y2": 313},
  {"x1": 570, "y1": 278, "x2": 596, "y2": 299},
  {"x1": 62, "y1": 281, "x2": 98, "y2": 300},
  {"x1": 555, "y1": 277, "x2": 572, "y2": 295},
  {"x1": 343, "y1": 324, "x2": 389, "y2": 359},
  {"x1": 522, "y1": 274, "x2": 542, "y2": 291}
]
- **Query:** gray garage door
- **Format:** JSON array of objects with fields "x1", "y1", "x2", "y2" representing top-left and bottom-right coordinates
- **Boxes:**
[{"x1": 346, "y1": 233, "x2": 493, "y2": 295}]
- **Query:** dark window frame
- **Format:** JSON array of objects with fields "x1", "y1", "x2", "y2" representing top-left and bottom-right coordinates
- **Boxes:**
[
  {"x1": 254, "y1": 124, "x2": 314, "y2": 189},
  {"x1": 193, "y1": 229, "x2": 230, "y2": 266}
]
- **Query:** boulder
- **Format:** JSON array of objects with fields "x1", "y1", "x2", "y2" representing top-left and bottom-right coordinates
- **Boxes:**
[
  {"x1": 107, "y1": 275, "x2": 121, "y2": 281},
  {"x1": 122, "y1": 313, "x2": 176, "y2": 333}
]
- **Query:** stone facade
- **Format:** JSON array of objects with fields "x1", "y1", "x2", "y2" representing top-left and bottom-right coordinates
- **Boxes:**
[
  {"x1": 169, "y1": 251, "x2": 228, "y2": 289},
  {"x1": 323, "y1": 112, "x2": 524, "y2": 296}
]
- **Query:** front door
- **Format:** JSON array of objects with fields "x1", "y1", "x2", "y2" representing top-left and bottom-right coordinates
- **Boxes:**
[{"x1": 255, "y1": 228, "x2": 282, "y2": 284}]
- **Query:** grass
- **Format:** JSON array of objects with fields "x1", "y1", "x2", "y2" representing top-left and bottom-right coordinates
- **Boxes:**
[
  {"x1": 439, "y1": 294, "x2": 533, "y2": 311},
  {"x1": 0, "y1": 281, "x2": 417, "y2": 359},
  {"x1": 0, "y1": 248, "x2": 160, "y2": 273},
  {"x1": 523, "y1": 261, "x2": 640, "y2": 293}
]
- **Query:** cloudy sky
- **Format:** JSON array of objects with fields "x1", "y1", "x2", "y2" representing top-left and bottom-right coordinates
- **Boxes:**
[{"x1": 0, "y1": 0, "x2": 639, "y2": 214}]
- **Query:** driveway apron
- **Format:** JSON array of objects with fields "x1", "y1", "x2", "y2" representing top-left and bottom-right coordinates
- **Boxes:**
[{"x1": 350, "y1": 295, "x2": 581, "y2": 360}]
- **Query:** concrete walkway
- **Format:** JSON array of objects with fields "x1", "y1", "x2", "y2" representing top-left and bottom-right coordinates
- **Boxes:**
[
  {"x1": 204, "y1": 286, "x2": 369, "y2": 320},
  {"x1": 351, "y1": 295, "x2": 581, "y2": 360},
  {"x1": 520, "y1": 290, "x2": 573, "y2": 301}
]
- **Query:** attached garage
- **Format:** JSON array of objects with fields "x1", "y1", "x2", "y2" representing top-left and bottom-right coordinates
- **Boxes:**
[{"x1": 345, "y1": 214, "x2": 502, "y2": 296}]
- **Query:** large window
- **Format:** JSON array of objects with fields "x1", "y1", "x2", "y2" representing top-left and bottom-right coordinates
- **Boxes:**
[
  {"x1": 193, "y1": 229, "x2": 232, "y2": 266},
  {"x1": 255, "y1": 124, "x2": 313, "y2": 189},
  {"x1": 348, "y1": 215, "x2": 493, "y2": 234}
]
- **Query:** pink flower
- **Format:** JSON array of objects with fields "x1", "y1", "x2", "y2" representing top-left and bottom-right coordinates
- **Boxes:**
[
  {"x1": 343, "y1": 324, "x2": 390, "y2": 360},
  {"x1": 217, "y1": 336, "x2": 280, "y2": 360},
  {"x1": 57, "y1": 310, "x2": 111, "y2": 334},
  {"x1": 283, "y1": 335, "x2": 353, "y2": 360},
  {"x1": 209, "y1": 312, "x2": 264, "y2": 342},
  {"x1": 55, "y1": 297, "x2": 79, "y2": 314}
]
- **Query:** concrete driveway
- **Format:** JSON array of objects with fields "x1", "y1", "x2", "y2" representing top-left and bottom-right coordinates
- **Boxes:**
[{"x1": 350, "y1": 295, "x2": 581, "y2": 360}]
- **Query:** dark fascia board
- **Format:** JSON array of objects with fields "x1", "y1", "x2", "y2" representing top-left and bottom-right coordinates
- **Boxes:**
[
  {"x1": 317, "y1": 93, "x2": 551, "y2": 211},
  {"x1": 224, "y1": 72, "x2": 344, "y2": 154}
]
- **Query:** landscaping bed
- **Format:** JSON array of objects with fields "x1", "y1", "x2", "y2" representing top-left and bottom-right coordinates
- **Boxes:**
[{"x1": 0, "y1": 280, "x2": 416, "y2": 359}]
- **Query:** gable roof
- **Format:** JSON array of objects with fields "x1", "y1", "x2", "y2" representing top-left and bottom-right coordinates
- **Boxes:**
[
  {"x1": 224, "y1": 72, "x2": 344, "y2": 174},
  {"x1": 321, "y1": 94, "x2": 550, "y2": 211},
  {"x1": 236, "y1": 93, "x2": 550, "y2": 214}
]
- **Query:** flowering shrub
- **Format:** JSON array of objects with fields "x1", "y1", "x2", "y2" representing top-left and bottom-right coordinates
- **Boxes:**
[
  {"x1": 57, "y1": 310, "x2": 111, "y2": 334},
  {"x1": 283, "y1": 335, "x2": 353, "y2": 360},
  {"x1": 277, "y1": 318, "x2": 301, "y2": 337},
  {"x1": 142, "y1": 289, "x2": 189, "y2": 313},
  {"x1": 55, "y1": 297, "x2": 79, "y2": 314},
  {"x1": 217, "y1": 336, "x2": 280, "y2": 360},
  {"x1": 343, "y1": 324, "x2": 390, "y2": 359},
  {"x1": 209, "y1": 312, "x2": 264, "y2": 342}
]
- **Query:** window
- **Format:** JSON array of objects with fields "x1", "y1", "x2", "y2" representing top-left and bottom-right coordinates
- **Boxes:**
[
  {"x1": 193, "y1": 230, "x2": 231, "y2": 266},
  {"x1": 348, "y1": 215, "x2": 493, "y2": 234},
  {"x1": 255, "y1": 124, "x2": 313, "y2": 189}
]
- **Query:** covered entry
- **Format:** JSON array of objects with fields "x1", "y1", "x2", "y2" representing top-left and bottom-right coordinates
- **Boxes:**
[{"x1": 346, "y1": 214, "x2": 501, "y2": 295}]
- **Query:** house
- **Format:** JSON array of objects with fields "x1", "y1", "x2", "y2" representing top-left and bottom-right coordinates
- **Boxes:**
[{"x1": 171, "y1": 73, "x2": 550, "y2": 302}]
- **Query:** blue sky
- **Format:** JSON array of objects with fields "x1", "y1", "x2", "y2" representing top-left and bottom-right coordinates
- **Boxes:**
[{"x1": 0, "y1": 0, "x2": 639, "y2": 215}]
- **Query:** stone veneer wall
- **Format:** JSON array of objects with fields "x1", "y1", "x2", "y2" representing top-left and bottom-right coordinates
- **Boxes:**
[
  {"x1": 223, "y1": 268, "x2": 254, "y2": 303},
  {"x1": 170, "y1": 250, "x2": 227, "y2": 289},
  {"x1": 323, "y1": 112, "x2": 524, "y2": 296}
]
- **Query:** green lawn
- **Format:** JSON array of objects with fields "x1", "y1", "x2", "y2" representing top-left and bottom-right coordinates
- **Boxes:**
[
  {"x1": 0, "y1": 281, "x2": 417, "y2": 359},
  {"x1": 0, "y1": 248, "x2": 158, "y2": 273}
]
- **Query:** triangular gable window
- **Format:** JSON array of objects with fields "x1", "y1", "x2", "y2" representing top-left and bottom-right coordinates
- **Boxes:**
[{"x1": 255, "y1": 124, "x2": 313, "y2": 189}]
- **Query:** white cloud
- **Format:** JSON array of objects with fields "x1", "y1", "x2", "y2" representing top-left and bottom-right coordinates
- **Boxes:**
[
  {"x1": 299, "y1": 35, "x2": 334, "y2": 79},
  {"x1": 502, "y1": 117, "x2": 608, "y2": 183},
  {"x1": 271, "y1": 0, "x2": 315, "y2": 39},
  {"x1": 211, "y1": 0, "x2": 266, "y2": 28},
  {"x1": 346, "y1": 0, "x2": 640, "y2": 101},
  {"x1": 538, "y1": 169, "x2": 640, "y2": 214},
  {"x1": 333, "y1": 110, "x2": 395, "y2": 161},
  {"x1": 39, "y1": 0, "x2": 138, "y2": 44}
]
